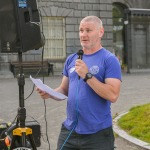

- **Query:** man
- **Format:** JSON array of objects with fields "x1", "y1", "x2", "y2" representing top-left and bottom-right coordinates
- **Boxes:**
[{"x1": 37, "y1": 16, "x2": 121, "y2": 150}]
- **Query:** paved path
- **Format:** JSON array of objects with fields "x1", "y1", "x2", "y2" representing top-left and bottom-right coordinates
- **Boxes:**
[{"x1": 0, "y1": 72, "x2": 150, "y2": 150}]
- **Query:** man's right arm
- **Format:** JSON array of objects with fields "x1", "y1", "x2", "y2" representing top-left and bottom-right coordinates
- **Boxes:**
[
  {"x1": 36, "y1": 76, "x2": 69, "y2": 100},
  {"x1": 54, "y1": 76, "x2": 69, "y2": 96}
]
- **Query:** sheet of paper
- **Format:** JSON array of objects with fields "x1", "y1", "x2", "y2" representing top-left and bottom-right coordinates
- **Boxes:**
[{"x1": 30, "y1": 75, "x2": 67, "y2": 100}]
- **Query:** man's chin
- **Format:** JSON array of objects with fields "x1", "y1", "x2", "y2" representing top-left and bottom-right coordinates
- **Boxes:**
[{"x1": 81, "y1": 44, "x2": 89, "y2": 49}]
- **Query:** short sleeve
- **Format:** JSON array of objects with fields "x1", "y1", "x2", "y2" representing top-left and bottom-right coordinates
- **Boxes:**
[{"x1": 105, "y1": 55, "x2": 122, "y2": 81}]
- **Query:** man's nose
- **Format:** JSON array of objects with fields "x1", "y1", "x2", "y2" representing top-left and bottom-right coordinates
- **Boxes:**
[{"x1": 81, "y1": 31, "x2": 87, "y2": 36}]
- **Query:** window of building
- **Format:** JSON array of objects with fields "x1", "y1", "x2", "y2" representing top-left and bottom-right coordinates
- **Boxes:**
[{"x1": 42, "y1": 17, "x2": 66, "y2": 60}]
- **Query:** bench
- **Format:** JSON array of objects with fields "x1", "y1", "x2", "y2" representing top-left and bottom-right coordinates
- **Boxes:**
[{"x1": 9, "y1": 60, "x2": 54, "y2": 77}]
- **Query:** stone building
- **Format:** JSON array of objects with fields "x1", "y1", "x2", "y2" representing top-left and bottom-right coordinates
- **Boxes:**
[{"x1": 0, "y1": 0, "x2": 150, "y2": 77}]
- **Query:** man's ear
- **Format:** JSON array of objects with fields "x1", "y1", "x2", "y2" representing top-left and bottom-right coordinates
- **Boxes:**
[{"x1": 99, "y1": 27, "x2": 104, "y2": 38}]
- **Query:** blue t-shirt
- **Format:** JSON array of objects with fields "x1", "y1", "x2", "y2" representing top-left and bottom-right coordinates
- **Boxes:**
[{"x1": 63, "y1": 48, "x2": 122, "y2": 134}]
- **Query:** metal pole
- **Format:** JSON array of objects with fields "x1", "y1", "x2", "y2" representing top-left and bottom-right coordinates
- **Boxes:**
[{"x1": 124, "y1": 9, "x2": 130, "y2": 73}]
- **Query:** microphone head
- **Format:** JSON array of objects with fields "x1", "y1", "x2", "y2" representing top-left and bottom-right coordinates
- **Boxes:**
[{"x1": 77, "y1": 49, "x2": 84, "y2": 56}]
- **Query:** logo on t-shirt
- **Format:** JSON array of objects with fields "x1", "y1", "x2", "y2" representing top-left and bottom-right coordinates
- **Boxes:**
[
  {"x1": 89, "y1": 66, "x2": 99, "y2": 75},
  {"x1": 69, "y1": 67, "x2": 75, "y2": 73}
]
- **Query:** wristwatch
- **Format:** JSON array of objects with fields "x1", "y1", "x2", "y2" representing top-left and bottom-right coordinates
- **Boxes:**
[{"x1": 83, "y1": 72, "x2": 93, "y2": 82}]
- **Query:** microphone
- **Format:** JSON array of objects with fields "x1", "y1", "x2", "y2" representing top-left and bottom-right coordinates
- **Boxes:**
[
  {"x1": 77, "y1": 49, "x2": 84, "y2": 60},
  {"x1": 77, "y1": 49, "x2": 84, "y2": 79}
]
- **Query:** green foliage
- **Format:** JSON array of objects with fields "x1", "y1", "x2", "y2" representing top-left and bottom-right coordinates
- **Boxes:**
[{"x1": 118, "y1": 103, "x2": 150, "y2": 143}]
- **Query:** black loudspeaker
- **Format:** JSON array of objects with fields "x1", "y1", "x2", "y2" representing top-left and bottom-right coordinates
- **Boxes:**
[{"x1": 0, "y1": 0, "x2": 44, "y2": 53}]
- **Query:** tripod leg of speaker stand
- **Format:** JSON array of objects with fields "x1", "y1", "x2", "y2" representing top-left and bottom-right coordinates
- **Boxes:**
[{"x1": 10, "y1": 52, "x2": 37, "y2": 150}]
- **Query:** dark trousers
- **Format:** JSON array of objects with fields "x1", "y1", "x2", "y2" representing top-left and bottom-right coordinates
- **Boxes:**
[{"x1": 57, "y1": 125, "x2": 115, "y2": 150}]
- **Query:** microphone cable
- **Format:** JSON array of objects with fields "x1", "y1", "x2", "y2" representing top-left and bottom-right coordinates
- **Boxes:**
[
  {"x1": 59, "y1": 78, "x2": 81, "y2": 150},
  {"x1": 38, "y1": 9, "x2": 51, "y2": 150}
]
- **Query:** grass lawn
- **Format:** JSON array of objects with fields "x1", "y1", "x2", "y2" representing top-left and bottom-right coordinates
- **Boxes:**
[{"x1": 118, "y1": 103, "x2": 150, "y2": 144}]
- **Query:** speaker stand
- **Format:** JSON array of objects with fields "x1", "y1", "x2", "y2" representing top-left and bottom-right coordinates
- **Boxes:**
[{"x1": 10, "y1": 52, "x2": 37, "y2": 150}]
